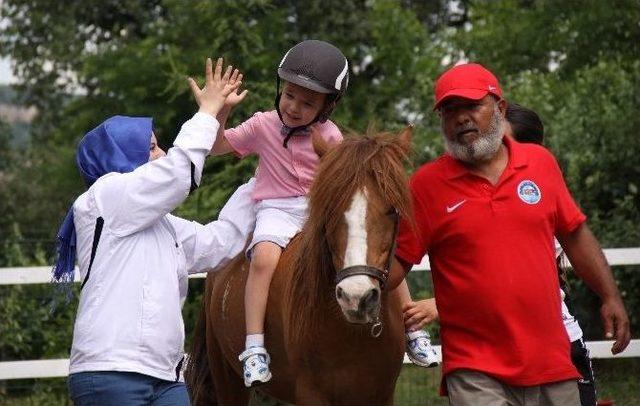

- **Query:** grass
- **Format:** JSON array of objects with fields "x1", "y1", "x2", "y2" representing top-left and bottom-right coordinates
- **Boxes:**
[
  {"x1": 592, "y1": 358, "x2": 640, "y2": 406},
  {"x1": 1, "y1": 359, "x2": 638, "y2": 405},
  {"x1": 394, "y1": 365, "x2": 448, "y2": 406}
]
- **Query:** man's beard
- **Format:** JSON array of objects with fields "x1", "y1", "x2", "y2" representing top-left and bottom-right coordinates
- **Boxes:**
[{"x1": 443, "y1": 107, "x2": 504, "y2": 164}]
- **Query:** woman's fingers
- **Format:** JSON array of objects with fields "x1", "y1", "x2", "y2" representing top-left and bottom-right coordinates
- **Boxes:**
[
  {"x1": 187, "y1": 77, "x2": 201, "y2": 98},
  {"x1": 204, "y1": 58, "x2": 213, "y2": 84},
  {"x1": 211, "y1": 57, "x2": 223, "y2": 82}
]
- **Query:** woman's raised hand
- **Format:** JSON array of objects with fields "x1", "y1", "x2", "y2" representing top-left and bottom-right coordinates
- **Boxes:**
[{"x1": 188, "y1": 57, "x2": 243, "y2": 117}]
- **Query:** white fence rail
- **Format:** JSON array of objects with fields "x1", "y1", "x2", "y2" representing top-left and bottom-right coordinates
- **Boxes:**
[
  {"x1": 1, "y1": 247, "x2": 639, "y2": 380},
  {"x1": 2, "y1": 340, "x2": 639, "y2": 380},
  {"x1": 3, "y1": 247, "x2": 640, "y2": 285}
]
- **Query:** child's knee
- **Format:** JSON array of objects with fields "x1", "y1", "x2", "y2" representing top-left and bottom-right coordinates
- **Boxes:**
[
  {"x1": 250, "y1": 258, "x2": 276, "y2": 275},
  {"x1": 250, "y1": 242, "x2": 281, "y2": 274}
]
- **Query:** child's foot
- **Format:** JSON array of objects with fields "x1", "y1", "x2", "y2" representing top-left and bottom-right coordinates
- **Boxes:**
[
  {"x1": 406, "y1": 330, "x2": 439, "y2": 368},
  {"x1": 239, "y1": 346, "x2": 272, "y2": 387}
]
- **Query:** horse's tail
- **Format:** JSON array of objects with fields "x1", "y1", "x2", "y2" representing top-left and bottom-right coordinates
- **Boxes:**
[{"x1": 185, "y1": 275, "x2": 217, "y2": 406}]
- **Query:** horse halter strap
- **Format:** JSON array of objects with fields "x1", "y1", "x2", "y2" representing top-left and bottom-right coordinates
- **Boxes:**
[{"x1": 334, "y1": 211, "x2": 400, "y2": 291}]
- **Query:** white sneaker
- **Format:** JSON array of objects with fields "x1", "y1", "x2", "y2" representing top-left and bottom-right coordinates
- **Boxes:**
[
  {"x1": 239, "y1": 346, "x2": 272, "y2": 387},
  {"x1": 406, "y1": 330, "x2": 439, "y2": 368}
]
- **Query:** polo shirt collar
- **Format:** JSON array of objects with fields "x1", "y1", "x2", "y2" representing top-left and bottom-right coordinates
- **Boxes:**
[
  {"x1": 443, "y1": 135, "x2": 529, "y2": 180},
  {"x1": 505, "y1": 135, "x2": 529, "y2": 170}
]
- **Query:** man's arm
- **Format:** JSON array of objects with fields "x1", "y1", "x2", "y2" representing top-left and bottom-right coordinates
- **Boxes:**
[
  {"x1": 558, "y1": 222, "x2": 631, "y2": 354},
  {"x1": 387, "y1": 256, "x2": 413, "y2": 291}
]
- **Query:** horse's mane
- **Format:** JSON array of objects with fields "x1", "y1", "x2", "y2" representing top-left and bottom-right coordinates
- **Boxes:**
[{"x1": 285, "y1": 130, "x2": 413, "y2": 346}]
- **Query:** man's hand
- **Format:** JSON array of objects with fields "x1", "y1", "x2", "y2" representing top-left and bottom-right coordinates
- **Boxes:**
[
  {"x1": 187, "y1": 57, "x2": 242, "y2": 118},
  {"x1": 558, "y1": 223, "x2": 631, "y2": 355},
  {"x1": 601, "y1": 296, "x2": 631, "y2": 354},
  {"x1": 403, "y1": 298, "x2": 438, "y2": 332}
]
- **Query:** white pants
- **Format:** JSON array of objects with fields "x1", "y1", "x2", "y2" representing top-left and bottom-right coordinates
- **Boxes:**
[{"x1": 247, "y1": 196, "x2": 308, "y2": 255}]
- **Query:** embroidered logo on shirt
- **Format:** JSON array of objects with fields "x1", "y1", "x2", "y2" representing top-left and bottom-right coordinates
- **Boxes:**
[
  {"x1": 517, "y1": 180, "x2": 542, "y2": 204},
  {"x1": 446, "y1": 200, "x2": 467, "y2": 213}
]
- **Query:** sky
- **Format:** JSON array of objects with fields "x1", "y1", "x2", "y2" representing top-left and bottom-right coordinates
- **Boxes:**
[
  {"x1": 0, "y1": 0, "x2": 16, "y2": 84},
  {"x1": 0, "y1": 57, "x2": 16, "y2": 84}
]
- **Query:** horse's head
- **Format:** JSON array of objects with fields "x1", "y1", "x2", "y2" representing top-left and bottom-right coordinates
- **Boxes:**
[
  {"x1": 331, "y1": 168, "x2": 402, "y2": 324},
  {"x1": 293, "y1": 127, "x2": 413, "y2": 326}
]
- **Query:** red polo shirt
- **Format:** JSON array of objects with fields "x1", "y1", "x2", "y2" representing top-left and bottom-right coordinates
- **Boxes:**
[{"x1": 396, "y1": 137, "x2": 584, "y2": 387}]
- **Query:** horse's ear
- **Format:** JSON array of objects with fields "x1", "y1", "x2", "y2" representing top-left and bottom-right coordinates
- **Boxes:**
[
  {"x1": 311, "y1": 125, "x2": 332, "y2": 158},
  {"x1": 397, "y1": 124, "x2": 413, "y2": 154}
]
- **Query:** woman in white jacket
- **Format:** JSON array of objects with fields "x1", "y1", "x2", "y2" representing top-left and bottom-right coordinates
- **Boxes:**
[{"x1": 53, "y1": 58, "x2": 254, "y2": 405}]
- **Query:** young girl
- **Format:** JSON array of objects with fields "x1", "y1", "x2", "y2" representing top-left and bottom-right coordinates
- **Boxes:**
[{"x1": 210, "y1": 40, "x2": 349, "y2": 387}]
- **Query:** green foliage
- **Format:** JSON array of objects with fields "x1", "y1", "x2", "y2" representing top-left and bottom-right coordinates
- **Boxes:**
[
  {"x1": 454, "y1": 0, "x2": 640, "y2": 77},
  {"x1": 0, "y1": 118, "x2": 12, "y2": 171},
  {"x1": 0, "y1": 226, "x2": 77, "y2": 400}
]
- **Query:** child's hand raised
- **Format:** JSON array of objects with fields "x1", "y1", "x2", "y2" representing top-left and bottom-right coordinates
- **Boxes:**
[
  {"x1": 188, "y1": 57, "x2": 242, "y2": 117},
  {"x1": 224, "y1": 69, "x2": 249, "y2": 110}
]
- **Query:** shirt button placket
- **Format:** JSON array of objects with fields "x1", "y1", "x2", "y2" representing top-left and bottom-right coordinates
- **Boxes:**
[
  {"x1": 290, "y1": 143, "x2": 304, "y2": 188},
  {"x1": 481, "y1": 183, "x2": 496, "y2": 211}
]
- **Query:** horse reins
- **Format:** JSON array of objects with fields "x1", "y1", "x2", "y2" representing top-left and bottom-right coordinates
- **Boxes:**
[{"x1": 333, "y1": 211, "x2": 400, "y2": 337}]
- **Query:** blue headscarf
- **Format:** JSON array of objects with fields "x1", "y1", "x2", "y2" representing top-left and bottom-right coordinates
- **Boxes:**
[{"x1": 52, "y1": 116, "x2": 153, "y2": 289}]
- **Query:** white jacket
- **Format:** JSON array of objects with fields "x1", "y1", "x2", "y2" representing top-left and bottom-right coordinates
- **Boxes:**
[{"x1": 69, "y1": 112, "x2": 255, "y2": 381}]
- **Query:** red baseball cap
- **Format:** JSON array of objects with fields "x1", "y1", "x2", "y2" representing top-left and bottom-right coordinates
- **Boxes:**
[{"x1": 433, "y1": 63, "x2": 502, "y2": 110}]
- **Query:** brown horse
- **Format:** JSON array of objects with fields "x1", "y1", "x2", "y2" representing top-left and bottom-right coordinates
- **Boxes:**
[{"x1": 187, "y1": 128, "x2": 414, "y2": 405}]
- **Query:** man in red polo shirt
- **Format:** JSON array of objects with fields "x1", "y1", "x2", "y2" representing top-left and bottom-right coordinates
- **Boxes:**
[{"x1": 391, "y1": 63, "x2": 630, "y2": 405}]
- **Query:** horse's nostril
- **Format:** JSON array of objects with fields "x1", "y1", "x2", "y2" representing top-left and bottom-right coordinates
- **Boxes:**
[
  {"x1": 336, "y1": 286, "x2": 344, "y2": 300},
  {"x1": 361, "y1": 288, "x2": 380, "y2": 309},
  {"x1": 369, "y1": 288, "x2": 380, "y2": 304}
]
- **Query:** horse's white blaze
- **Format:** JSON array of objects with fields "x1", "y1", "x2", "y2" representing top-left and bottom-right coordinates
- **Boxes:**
[
  {"x1": 338, "y1": 274, "x2": 376, "y2": 304},
  {"x1": 344, "y1": 190, "x2": 368, "y2": 268},
  {"x1": 337, "y1": 190, "x2": 377, "y2": 306}
]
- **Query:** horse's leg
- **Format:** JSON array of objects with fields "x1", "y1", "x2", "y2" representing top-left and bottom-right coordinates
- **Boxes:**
[
  {"x1": 206, "y1": 318, "x2": 250, "y2": 405},
  {"x1": 294, "y1": 376, "x2": 333, "y2": 406},
  {"x1": 186, "y1": 276, "x2": 218, "y2": 406}
]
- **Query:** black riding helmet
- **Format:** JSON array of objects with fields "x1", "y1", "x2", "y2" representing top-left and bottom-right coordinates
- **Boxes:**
[{"x1": 275, "y1": 40, "x2": 349, "y2": 147}]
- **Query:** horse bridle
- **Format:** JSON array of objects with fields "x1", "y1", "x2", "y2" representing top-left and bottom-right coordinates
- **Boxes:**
[
  {"x1": 332, "y1": 210, "x2": 399, "y2": 337},
  {"x1": 334, "y1": 210, "x2": 399, "y2": 290}
]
